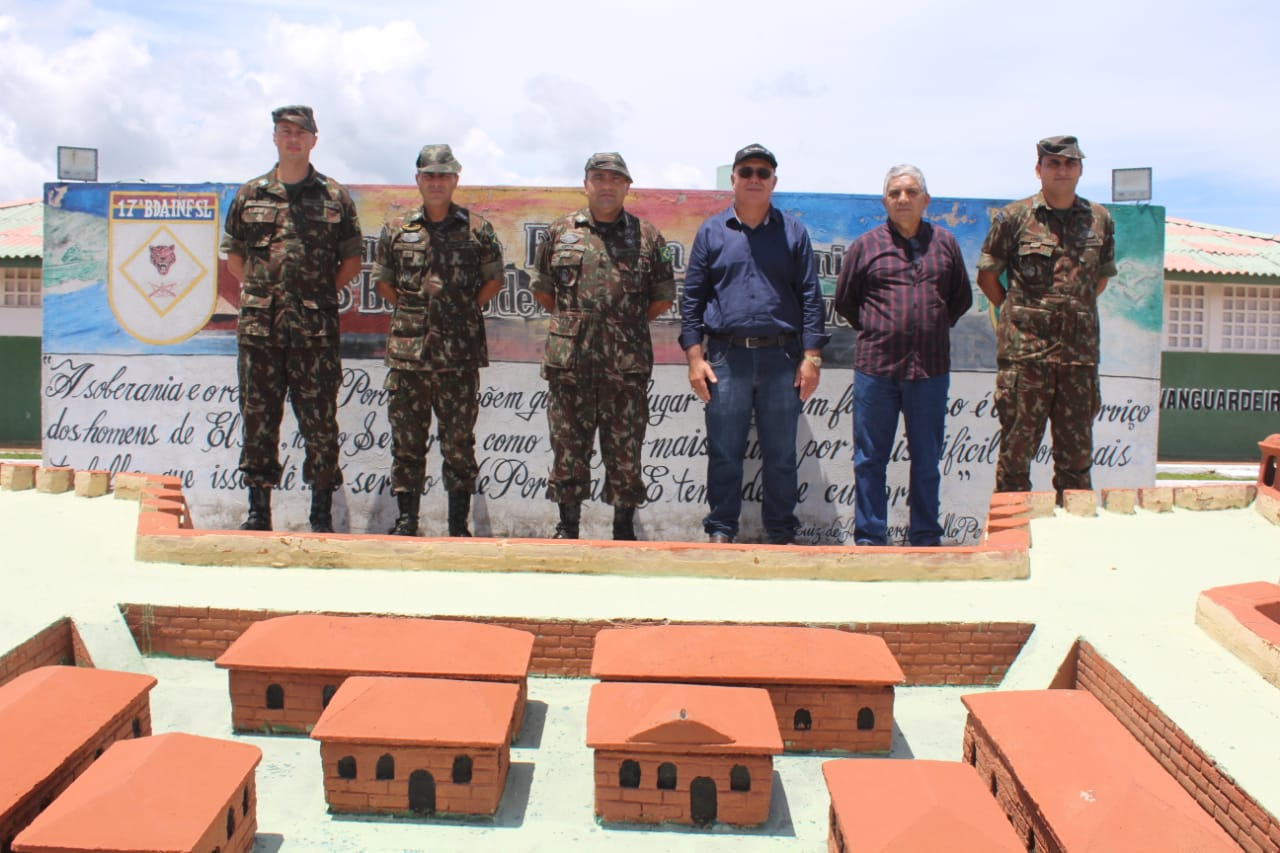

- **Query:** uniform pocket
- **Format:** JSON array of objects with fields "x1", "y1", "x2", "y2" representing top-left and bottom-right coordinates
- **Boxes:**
[
  {"x1": 387, "y1": 303, "x2": 426, "y2": 363},
  {"x1": 1016, "y1": 239, "x2": 1056, "y2": 288},
  {"x1": 303, "y1": 199, "x2": 342, "y2": 224},
  {"x1": 299, "y1": 298, "x2": 339, "y2": 339},
  {"x1": 543, "y1": 313, "x2": 582, "y2": 370},
  {"x1": 237, "y1": 291, "x2": 274, "y2": 338}
]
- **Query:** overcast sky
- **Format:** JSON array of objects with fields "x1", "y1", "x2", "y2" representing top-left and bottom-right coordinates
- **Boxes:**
[{"x1": 2, "y1": 0, "x2": 1276, "y2": 233}]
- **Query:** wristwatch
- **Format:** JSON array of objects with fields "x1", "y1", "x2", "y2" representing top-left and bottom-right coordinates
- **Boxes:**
[{"x1": 803, "y1": 354, "x2": 822, "y2": 367}]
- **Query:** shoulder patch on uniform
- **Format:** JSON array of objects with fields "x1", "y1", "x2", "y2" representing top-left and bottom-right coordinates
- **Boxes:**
[
  {"x1": 400, "y1": 232, "x2": 423, "y2": 243},
  {"x1": 659, "y1": 245, "x2": 673, "y2": 263}
]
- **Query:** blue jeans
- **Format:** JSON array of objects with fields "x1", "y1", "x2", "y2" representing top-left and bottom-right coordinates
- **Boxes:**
[
  {"x1": 853, "y1": 371, "x2": 949, "y2": 546},
  {"x1": 703, "y1": 342, "x2": 802, "y2": 541}
]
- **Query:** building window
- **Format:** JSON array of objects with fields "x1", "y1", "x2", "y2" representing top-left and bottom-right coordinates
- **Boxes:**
[
  {"x1": 619, "y1": 759, "x2": 641, "y2": 788},
  {"x1": 657, "y1": 762, "x2": 677, "y2": 790},
  {"x1": 1221, "y1": 285, "x2": 1280, "y2": 353},
  {"x1": 856, "y1": 707, "x2": 875, "y2": 730},
  {"x1": 1165, "y1": 282, "x2": 1206, "y2": 350},
  {"x1": 1, "y1": 267, "x2": 40, "y2": 307},
  {"x1": 451, "y1": 755, "x2": 473, "y2": 784},
  {"x1": 265, "y1": 684, "x2": 285, "y2": 710},
  {"x1": 793, "y1": 708, "x2": 812, "y2": 730},
  {"x1": 376, "y1": 753, "x2": 395, "y2": 780},
  {"x1": 730, "y1": 765, "x2": 751, "y2": 792},
  {"x1": 337, "y1": 756, "x2": 357, "y2": 779}
]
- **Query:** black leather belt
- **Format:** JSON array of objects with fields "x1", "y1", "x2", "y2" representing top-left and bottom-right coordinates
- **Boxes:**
[{"x1": 707, "y1": 332, "x2": 796, "y2": 349}]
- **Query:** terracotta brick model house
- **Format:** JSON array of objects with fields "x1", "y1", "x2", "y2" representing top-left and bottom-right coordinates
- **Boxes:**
[
  {"x1": 310, "y1": 676, "x2": 518, "y2": 817},
  {"x1": 591, "y1": 625, "x2": 904, "y2": 752},
  {"x1": 0, "y1": 666, "x2": 157, "y2": 853},
  {"x1": 822, "y1": 758, "x2": 1024, "y2": 852},
  {"x1": 12, "y1": 732, "x2": 262, "y2": 853},
  {"x1": 961, "y1": 689, "x2": 1239, "y2": 852},
  {"x1": 214, "y1": 615, "x2": 534, "y2": 737},
  {"x1": 586, "y1": 681, "x2": 783, "y2": 827}
]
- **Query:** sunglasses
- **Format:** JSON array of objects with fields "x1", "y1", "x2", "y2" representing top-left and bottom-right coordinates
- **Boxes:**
[{"x1": 735, "y1": 166, "x2": 773, "y2": 180}]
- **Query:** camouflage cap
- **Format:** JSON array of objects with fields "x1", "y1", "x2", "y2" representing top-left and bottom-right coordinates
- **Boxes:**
[
  {"x1": 416, "y1": 144, "x2": 462, "y2": 174},
  {"x1": 1037, "y1": 135, "x2": 1085, "y2": 160},
  {"x1": 271, "y1": 105, "x2": 317, "y2": 134},
  {"x1": 733, "y1": 143, "x2": 777, "y2": 168},
  {"x1": 584, "y1": 152, "x2": 632, "y2": 181}
]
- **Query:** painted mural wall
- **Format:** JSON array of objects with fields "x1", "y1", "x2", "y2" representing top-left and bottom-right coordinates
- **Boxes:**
[{"x1": 40, "y1": 181, "x2": 1165, "y2": 544}]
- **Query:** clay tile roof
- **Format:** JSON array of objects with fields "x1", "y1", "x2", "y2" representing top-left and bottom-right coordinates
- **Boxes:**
[
  {"x1": 12, "y1": 732, "x2": 261, "y2": 851},
  {"x1": 586, "y1": 682, "x2": 783, "y2": 754},
  {"x1": 961, "y1": 690, "x2": 1238, "y2": 851},
  {"x1": 214, "y1": 615, "x2": 534, "y2": 680},
  {"x1": 822, "y1": 759, "x2": 1025, "y2": 851},
  {"x1": 1165, "y1": 217, "x2": 1280, "y2": 278},
  {"x1": 0, "y1": 199, "x2": 42, "y2": 260},
  {"x1": 591, "y1": 625, "x2": 905, "y2": 685},
  {"x1": 310, "y1": 676, "x2": 518, "y2": 747},
  {"x1": 1201, "y1": 581, "x2": 1280, "y2": 646},
  {"x1": 0, "y1": 666, "x2": 157, "y2": 817}
]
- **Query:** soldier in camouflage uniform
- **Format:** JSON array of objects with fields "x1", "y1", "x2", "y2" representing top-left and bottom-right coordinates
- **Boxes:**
[
  {"x1": 222, "y1": 105, "x2": 362, "y2": 532},
  {"x1": 977, "y1": 135, "x2": 1117, "y2": 500},
  {"x1": 372, "y1": 144, "x2": 504, "y2": 537},
  {"x1": 532, "y1": 152, "x2": 675, "y2": 540}
]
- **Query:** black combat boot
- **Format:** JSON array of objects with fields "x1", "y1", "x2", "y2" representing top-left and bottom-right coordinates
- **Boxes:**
[
  {"x1": 309, "y1": 487, "x2": 334, "y2": 533},
  {"x1": 448, "y1": 490, "x2": 473, "y2": 537},
  {"x1": 552, "y1": 502, "x2": 580, "y2": 539},
  {"x1": 612, "y1": 506, "x2": 637, "y2": 541},
  {"x1": 239, "y1": 486, "x2": 272, "y2": 531},
  {"x1": 389, "y1": 491, "x2": 420, "y2": 536}
]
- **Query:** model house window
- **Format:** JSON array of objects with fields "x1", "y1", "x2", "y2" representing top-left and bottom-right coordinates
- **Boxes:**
[
  {"x1": 242, "y1": 785, "x2": 249, "y2": 816},
  {"x1": 132, "y1": 717, "x2": 142, "y2": 737},
  {"x1": 1, "y1": 267, "x2": 40, "y2": 307},
  {"x1": 265, "y1": 684, "x2": 284, "y2": 710},
  {"x1": 793, "y1": 708, "x2": 812, "y2": 730},
  {"x1": 730, "y1": 765, "x2": 751, "y2": 792},
  {"x1": 376, "y1": 753, "x2": 395, "y2": 780},
  {"x1": 856, "y1": 707, "x2": 875, "y2": 730},
  {"x1": 337, "y1": 756, "x2": 357, "y2": 779},
  {"x1": 1221, "y1": 285, "x2": 1280, "y2": 352},
  {"x1": 322, "y1": 684, "x2": 338, "y2": 708},
  {"x1": 657, "y1": 762, "x2": 677, "y2": 790},
  {"x1": 452, "y1": 755, "x2": 473, "y2": 784},
  {"x1": 1165, "y1": 283, "x2": 1206, "y2": 350},
  {"x1": 226, "y1": 806, "x2": 235, "y2": 839},
  {"x1": 619, "y1": 759, "x2": 641, "y2": 788}
]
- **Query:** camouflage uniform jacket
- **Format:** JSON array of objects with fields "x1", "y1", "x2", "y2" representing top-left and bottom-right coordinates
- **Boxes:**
[
  {"x1": 372, "y1": 204, "x2": 503, "y2": 372},
  {"x1": 532, "y1": 208, "x2": 675, "y2": 379},
  {"x1": 977, "y1": 192, "x2": 1116, "y2": 365},
  {"x1": 221, "y1": 165, "x2": 362, "y2": 345}
]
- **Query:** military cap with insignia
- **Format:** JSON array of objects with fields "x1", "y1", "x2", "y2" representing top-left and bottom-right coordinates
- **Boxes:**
[
  {"x1": 1036, "y1": 135, "x2": 1085, "y2": 160},
  {"x1": 272, "y1": 105, "x2": 317, "y2": 134},
  {"x1": 416, "y1": 144, "x2": 462, "y2": 174},
  {"x1": 733, "y1": 143, "x2": 778, "y2": 168},
  {"x1": 584, "y1": 152, "x2": 632, "y2": 181}
]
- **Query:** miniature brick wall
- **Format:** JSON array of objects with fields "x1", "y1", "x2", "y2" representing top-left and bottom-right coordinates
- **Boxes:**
[
  {"x1": 592, "y1": 750, "x2": 773, "y2": 826},
  {"x1": 0, "y1": 619, "x2": 92, "y2": 689},
  {"x1": 1071, "y1": 640, "x2": 1280, "y2": 852},
  {"x1": 764, "y1": 684, "x2": 894, "y2": 753},
  {"x1": 118, "y1": 604, "x2": 1032, "y2": 686},
  {"x1": 317, "y1": 742, "x2": 507, "y2": 816},
  {"x1": 962, "y1": 717, "x2": 1058, "y2": 852},
  {"x1": 185, "y1": 773, "x2": 257, "y2": 853}
]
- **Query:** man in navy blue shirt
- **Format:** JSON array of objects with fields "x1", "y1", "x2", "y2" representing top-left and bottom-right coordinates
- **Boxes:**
[
  {"x1": 680, "y1": 144, "x2": 828, "y2": 544},
  {"x1": 834, "y1": 164, "x2": 972, "y2": 546}
]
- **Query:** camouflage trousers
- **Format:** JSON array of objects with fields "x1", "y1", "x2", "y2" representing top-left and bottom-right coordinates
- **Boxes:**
[
  {"x1": 994, "y1": 360, "x2": 1100, "y2": 494},
  {"x1": 237, "y1": 340, "x2": 343, "y2": 488},
  {"x1": 545, "y1": 370, "x2": 648, "y2": 507},
  {"x1": 386, "y1": 367, "x2": 480, "y2": 494}
]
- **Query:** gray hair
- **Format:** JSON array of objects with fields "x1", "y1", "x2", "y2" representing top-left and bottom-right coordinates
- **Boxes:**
[{"x1": 883, "y1": 164, "x2": 928, "y2": 196}]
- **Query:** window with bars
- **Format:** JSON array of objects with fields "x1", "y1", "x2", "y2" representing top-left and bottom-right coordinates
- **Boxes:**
[
  {"x1": 1165, "y1": 283, "x2": 1206, "y2": 350},
  {"x1": 1, "y1": 266, "x2": 41, "y2": 307},
  {"x1": 1221, "y1": 285, "x2": 1280, "y2": 353}
]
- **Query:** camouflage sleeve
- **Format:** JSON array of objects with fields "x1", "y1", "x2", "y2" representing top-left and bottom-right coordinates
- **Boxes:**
[
  {"x1": 531, "y1": 222, "x2": 559, "y2": 298},
  {"x1": 219, "y1": 186, "x2": 248, "y2": 258},
  {"x1": 976, "y1": 207, "x2": 1012, "y2": 275},
  {"x1": 370, "y1": 222, "x2": 397, "y2": 285},
  {"x1": 647, "y1": 227, "x2": 677, "y2": 303},
  {"x1": 475, "y1": 219, "x2": 504, "y2": 282},
  {"x1": 334, "y1": 185, "x2": 363, "y2": 261},
  {"x1": 1097, "y1": 205, "x2": 1118, "y2": 279}
]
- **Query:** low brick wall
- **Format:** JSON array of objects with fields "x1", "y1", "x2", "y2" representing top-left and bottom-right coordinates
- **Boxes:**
[
  {"x1": 317, "y1": 742, "x2": 507, "y2": 816},
  {"x1": 0, "y1": 618, "x2": 92, "y2": 689},
  {"x1": 593, "y1": 750, "x2": 772, "y2": 826},
  {"x1": 118, "y1": 604, "x2": 1033, "y2": 687}
]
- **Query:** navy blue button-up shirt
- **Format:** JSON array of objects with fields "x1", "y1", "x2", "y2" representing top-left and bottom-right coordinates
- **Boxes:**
[{"x1": 679, "y1": 205, "x2": 829, "y2": 352}]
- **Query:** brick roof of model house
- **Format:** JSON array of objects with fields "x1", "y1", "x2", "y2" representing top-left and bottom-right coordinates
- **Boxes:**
[
  {"x1": 591, "y1": 625, "x2": 905, "y2": 685},
  {"x1": 0, "y1": 666, "x2": 157, "y2": 815},
  {"x1": 586, "y1": 682, "x2": 783, "y2": 754},
  {"x1": 961, "y1": 689, "x2": 1239, "y2": 851},
  {"x1": 310, "y1": 676, "x2": 518, "y2": 748},
  {"x1": 12, "y1": 732, "x2": 261, "y2": 851},
  {"x1": 1201, "y1": 581, "x2": 1280, "y2": 647},
  {"x1": 214, "y1": 614, "x2": 534, "y2": 679},
  {"x1": 822, "y1": 759, "x2": 1024, "y2": 851}
]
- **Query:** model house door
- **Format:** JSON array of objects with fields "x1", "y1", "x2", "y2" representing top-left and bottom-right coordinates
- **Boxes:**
[
  {"x1": 690, "y1": 776, "x2": 717, "y2": 826},
  {"x1": 408, "y1": 769, "x2": 436, "y2": 815}
]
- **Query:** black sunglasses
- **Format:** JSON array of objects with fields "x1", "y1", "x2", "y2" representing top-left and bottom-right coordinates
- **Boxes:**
[{"x1": 735, "y1": 166, "x2": 773, "y2": 180}]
